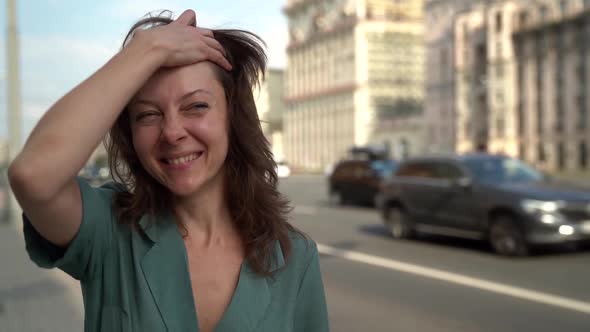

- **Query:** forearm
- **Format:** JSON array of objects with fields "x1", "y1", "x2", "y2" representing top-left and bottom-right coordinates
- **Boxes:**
[{"x1": 9, "y1": 38, "x2": 166, "y2": 200}]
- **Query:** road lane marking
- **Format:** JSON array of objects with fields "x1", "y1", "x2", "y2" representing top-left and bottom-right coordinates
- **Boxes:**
[{"x1": 317, "y1": 243, "x2": 590, "y2": 315}]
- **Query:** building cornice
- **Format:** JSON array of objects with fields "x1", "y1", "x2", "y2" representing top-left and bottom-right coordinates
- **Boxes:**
[
  {"x1": 283, "y1": 0, "x2": 317, "y2": 16},
  {"x1": 287, "y1": 16, "x2": 358, "y2": 53},
  {"x1": 513, "y1": 9, "x2": 590, "y2": 36},
  {"x1": 287, "y1": 16, "x2": 422, "y2": 53}
]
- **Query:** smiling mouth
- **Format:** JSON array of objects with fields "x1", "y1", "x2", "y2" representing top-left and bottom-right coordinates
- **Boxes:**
[{"x1": 161, "y1": 152, "x2": 203, "y2": 165}]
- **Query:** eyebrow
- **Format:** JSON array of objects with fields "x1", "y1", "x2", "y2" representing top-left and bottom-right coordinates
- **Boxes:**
[
  {"x1": 132, "y1": 89, "x2": 214, "y2": 107},
  {"x1": 180, "y1": 89, "x2": 214, "y2": 100}
]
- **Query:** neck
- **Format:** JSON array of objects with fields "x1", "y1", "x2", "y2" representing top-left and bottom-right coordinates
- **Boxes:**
[{"x1": 173, "y1": 172, "x2": 236, "y2": 248}]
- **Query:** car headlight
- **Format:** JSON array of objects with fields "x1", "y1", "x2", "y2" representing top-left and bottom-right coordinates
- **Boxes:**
[{"x1": 521, "y1": 199, "x2": 563, "y2": 214}]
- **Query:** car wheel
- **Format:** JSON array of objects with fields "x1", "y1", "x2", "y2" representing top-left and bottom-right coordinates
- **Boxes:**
[
  {"x1": 385, "y1": 206, "x2": 412, "y2": 239},
  {"x1": 489, "y1": 216, "x2": 529, "y2": 257}
]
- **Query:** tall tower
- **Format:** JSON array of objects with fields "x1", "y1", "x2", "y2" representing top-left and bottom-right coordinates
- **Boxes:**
[
  {"x1": 6, "y1": 0, "x2": 22, "y2": 162},
  {"x1": 5, "y1": 0, "x2": 22, "y2": 223}
]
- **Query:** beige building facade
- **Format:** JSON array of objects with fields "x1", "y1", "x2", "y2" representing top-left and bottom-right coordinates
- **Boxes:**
[
  {"x1": 0, "y1": 139, "x2": 8, "y2": 166},
  {"x1": 283, "y1": 0, "x2": 425, "y2": 171},
  {"x1": 455, "y1": 6, "x2": 489, "y2": 154},
  {"x1": 424, "y1": 0, "x2": 487, "y2": 155},
  {"x1": 256, "y1": 69, "x2": 286, "y2": 162},
  {"x1": 513, "y1": 0, "x2": 590, "y2": 172},
  {"x1": 453, "y1": 0, "x2": 590, "y2": 172},
  {"x1": 454, "y1": 0, "x2": 522, "y2": 156}
]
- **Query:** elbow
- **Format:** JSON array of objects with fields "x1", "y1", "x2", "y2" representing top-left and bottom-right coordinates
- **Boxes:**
[{"x1": 8, "y1": 158, "x2": 57, "y2": 202}]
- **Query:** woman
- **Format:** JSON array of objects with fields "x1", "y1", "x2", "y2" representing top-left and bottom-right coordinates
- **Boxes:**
[{"x1": 8, "y1": 9, "x2": 329, "y2": 332}]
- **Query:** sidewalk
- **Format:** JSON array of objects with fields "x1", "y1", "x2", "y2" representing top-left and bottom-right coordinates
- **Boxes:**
[{"x1": 0, "y1": 215, "x2": 83, "y2": 332}]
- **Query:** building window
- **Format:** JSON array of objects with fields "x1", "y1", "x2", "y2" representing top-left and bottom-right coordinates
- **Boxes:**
[
  {"x1": 578, "y1": 95, "x2": 587, "y2": 131},
  {"x1": 538, "y1": 143, "x2": 546, "y2": 162},
  {"x1": 537, "y1": 106, "x2": 543, "y2": 135},
  {"x1": 518, "y1": 102, "x2": 525, "y2": 135},
  {"x1": 440, "y1": 48, "x2": 448, "y2": 80},
  {"x1": 536, "y1": 56, "x2": 543, "y2": 135},
  {"x1": 496, "y1": 91, "x2": 504, "y2": 104},
  {"x1": 556, "y1": 90, "x2": 564, "y2": 133},
  {"x1": 558, "y1": 142, "x2": 566, "y2": 170},
  {"x1": 556, "y1": 111, "x2": 564, "y2": 133},
  {"x1": 560, "y1": 0, "x2": 568, "y2": 15},
  {"x1": 580, "y1": 141, "x2": 588, "y2": 168},
  {"x1": 496, "y1": 12, "x2": 503, "y2": 33},
  {"x1": 519, "y1": 11, "x2": 529, "y2": 27},
  {"x1": 540, "y1": 6, "x2": 548, "y2": 21},
  {"x1": 496, "y1": 63, "x2": 504, "y2": 78},
  {"x1": 496, "y1": 116, "x2": 505, "y2": 137}
]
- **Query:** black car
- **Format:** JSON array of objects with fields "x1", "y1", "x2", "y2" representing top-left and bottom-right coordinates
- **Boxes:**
[
  {"x1": 376, "y1": 154, "x2": 590, "y2": 256},
  {"x1": 328, "y1": 158, "x2": 397, "y2": 206}
]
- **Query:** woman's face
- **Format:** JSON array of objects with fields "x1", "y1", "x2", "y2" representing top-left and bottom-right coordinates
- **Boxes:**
[{"x1": 129, "y1": 62, "x2": 229, "y2": 197}]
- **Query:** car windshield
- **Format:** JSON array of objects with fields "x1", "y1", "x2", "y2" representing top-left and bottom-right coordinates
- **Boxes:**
[
  {"x1": 370, "y1": 159, "x2": 397, "y2": 178},
  {"x1": 462, "y1": 157, "x2": 543, "y2": 183}
]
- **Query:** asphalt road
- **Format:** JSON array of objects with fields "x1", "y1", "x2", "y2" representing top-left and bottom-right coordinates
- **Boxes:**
[
  {"x1": 280, "y1": 174, "x2": 590, "y2": 332},
  {"x1": 2, "y1": 175, "x2": 589, "y2": 331}
]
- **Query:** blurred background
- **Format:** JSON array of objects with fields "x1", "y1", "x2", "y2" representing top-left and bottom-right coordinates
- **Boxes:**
[{"x1": 2, "y1": 0, "x2": 590, "y2": 331}]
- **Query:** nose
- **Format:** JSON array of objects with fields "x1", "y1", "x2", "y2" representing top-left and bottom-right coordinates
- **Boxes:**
[{"x1": 160, "y1": 114, "x2": 187, "y2": 144}]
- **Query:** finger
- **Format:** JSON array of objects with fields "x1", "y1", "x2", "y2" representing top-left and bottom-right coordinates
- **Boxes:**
[
  {"x1": 202, "y1": 35, "x2": 227, "y2": 56},
  {"x1": 197, "y1": 27, "x2": 214, "y2": 38},
  {"x1": 207, "y1": 48, "x2": 232, "y2": 71},
  {"x1": 175, "y1": 10, "x2": 196, "y2": 27}
]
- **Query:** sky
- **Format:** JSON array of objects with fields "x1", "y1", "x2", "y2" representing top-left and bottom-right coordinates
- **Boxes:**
[{"x1": 0, "y1": 0, "x2": 289, "y2": 142}]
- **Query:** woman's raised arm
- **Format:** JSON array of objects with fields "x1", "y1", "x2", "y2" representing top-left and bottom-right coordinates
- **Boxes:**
[{"x1": 8, "y1": 10, "x2": 230, "y2": 247}]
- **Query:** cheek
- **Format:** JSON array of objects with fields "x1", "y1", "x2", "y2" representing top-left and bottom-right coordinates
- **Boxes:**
[
  {"x1": 192, "y1": 116, "x2": 229, "y2": 145},
  {"x1": 131, "y1": 127, "x2": 158, "y2": 160}
]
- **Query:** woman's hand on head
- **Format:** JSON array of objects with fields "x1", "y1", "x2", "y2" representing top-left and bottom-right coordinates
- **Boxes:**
[{"x1": 134, "y1": 9, "x2": 232, "y2": 70}]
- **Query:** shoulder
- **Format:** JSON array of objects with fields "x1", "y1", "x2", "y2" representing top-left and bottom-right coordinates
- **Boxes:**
[
  {"x1": 76, "y1": 178, "x2": 127, "y2": 207},
  {"x1": 93, "y1": 180, "x2": 128, "y2": 196},
  {"x1": 286, "y1": 231, "x2": 319, "y2": 270}
]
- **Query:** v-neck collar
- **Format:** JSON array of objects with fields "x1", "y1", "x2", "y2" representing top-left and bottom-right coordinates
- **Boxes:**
[{"x1": 137, "y1": 212, "x2": 284, "y2": 332}]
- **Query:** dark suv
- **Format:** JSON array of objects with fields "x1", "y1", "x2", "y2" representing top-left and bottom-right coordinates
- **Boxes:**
[
  {"x1": 376, "y1": 154, "x2": 590, "y2": 256},
  {"x1": 328, "y1": 159, "x2": 397, "y2": 206}
]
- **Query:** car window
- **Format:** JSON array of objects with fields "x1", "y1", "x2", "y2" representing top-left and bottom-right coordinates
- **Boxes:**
[
  {"x1": 396, "y1": 162, "x2": 436, "y2": 178},
  {"x1": 434, "y1": 162, "x2": 464, "y2": 180},
  {"x1": 461, "y1": 157, "x2": 543, "y2": 183},
  {"x1": 370, "y1": 160, "x2": 397, "y2": 178},
  {"x1": 334, "y1": 163, "x2": 354, "y2": 177},
  {"x1": 356, "y1": 164, "x2": 370, "y2": 177}
]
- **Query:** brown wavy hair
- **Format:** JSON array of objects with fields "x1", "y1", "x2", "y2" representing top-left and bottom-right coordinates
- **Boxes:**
[{"x1": 105, "y1": 11, "x2": 304, "y2": 277}]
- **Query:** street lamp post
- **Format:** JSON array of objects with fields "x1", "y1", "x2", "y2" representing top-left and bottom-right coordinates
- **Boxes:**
[{"x1": 5, "y1": 0, "x2": 23, "y2": 223}]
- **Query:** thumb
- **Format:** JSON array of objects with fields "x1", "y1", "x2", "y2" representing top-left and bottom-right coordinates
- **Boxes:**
[{"x1": 175, "y1": 10, "x2": 196, "y2": 27}]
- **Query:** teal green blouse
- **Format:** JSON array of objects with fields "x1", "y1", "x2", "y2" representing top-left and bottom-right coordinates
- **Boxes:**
[{"x1": 23, "y1": 178, "x2": 329, "y2": 332}]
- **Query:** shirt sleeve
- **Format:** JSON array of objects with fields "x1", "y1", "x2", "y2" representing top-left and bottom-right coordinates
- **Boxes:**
[
  {"x1": 293, "y1": 242, "x2": 330, "y2": 332},
  {"x1": 23, "y1": 177, "x2": 120, "y2": 281}
]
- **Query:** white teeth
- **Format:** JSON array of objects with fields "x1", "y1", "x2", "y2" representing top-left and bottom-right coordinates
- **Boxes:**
[{"x1": 166, "y1": 153, "x2": 199, "y2": 165}]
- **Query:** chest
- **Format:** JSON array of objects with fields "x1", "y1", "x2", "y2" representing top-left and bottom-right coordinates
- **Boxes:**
[{"x1": 186, "y1": 248, "x2": 243, "y2": 332}]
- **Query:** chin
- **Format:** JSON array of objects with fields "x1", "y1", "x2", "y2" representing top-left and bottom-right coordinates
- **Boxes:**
[{"x1": 166, "y1": 179, "x2": 206, "y2": 197}]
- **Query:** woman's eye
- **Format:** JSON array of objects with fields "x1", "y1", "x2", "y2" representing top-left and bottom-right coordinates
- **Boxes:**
[
  {"x1": 135, "y1": 112, "x2": 160, "y2": 122},
  {"x1": 189, "y1": 103, "x2": 209, "y2": 111}
]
